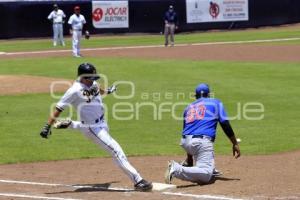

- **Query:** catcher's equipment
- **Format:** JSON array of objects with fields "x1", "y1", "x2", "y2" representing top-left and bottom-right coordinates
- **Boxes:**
[
  {"x1": 53, "y1": 119, "x2": 72, "y2": 129},
  {"x1": 40, "y1": 123, "x2": 52, "y2": 139},
  {"x1": 107, "y1": 85, "x2": 117, "y2": 94},
  {"x1": 85, "y1": 30, "x2": 90, "y2": 39},
  {"x1": 78, "y1": 63, "x2": 100, "y2": 80}
]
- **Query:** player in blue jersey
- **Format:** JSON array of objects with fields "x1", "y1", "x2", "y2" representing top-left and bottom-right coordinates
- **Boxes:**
[{"x1": 165, "y1": 83, "x2": 241, "y2": 184}]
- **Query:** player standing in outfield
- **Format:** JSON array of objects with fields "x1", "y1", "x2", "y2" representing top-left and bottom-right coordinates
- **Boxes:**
[
  {"x1": 47, "y1": 4, "x2": 66, "y2": 46},
  {"x1": 68, "y1": 6, "x2": 86, "y2": 57},
  {"x1": 39, "y1": 63, "x2": 153, "y2": 191},
  {"x1": 165, "y1": 83, "x2": 241, "y2": 184},
  {"x1": 164, "y1": 5, "x2": 178, "y2": 47}
]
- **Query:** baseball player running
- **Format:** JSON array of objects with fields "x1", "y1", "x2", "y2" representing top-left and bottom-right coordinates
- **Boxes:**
[
  {"x1": 39, "y1": 63, "x2": 153, "y2": 191},
  {"x1": 68, "y1": 6, "x2": 86, "y2": 57},
  {"x1": 165, "y1": 83, "x2": 241, "y2": 184},
  {"x1": 47, "y1": 4, "x2": 66, "y2": 46}
]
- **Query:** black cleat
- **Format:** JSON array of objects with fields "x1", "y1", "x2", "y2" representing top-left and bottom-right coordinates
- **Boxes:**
[
  {"x1": 213, "y1": 169, "x2": 223, "y2": 177},
  {"x1": 134, "y1": 179, "x2": 153, "y2": 192}
]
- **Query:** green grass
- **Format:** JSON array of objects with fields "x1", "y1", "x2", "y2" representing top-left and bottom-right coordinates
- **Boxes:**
[
  {"x1": 1, "y1": 25, "x2": 300, "y2": 52},
  {"x1": 0, "y1": 57, "x2": 299, "y2": 164}
]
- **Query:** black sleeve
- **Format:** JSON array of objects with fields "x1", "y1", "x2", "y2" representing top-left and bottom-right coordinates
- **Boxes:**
[{"x1": 220, "y1": 120, "x2": 235, "y2": 138}]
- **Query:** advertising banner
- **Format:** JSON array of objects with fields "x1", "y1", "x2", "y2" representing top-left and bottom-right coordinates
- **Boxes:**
[
  {"x1": 186, "y1": 0, "x2": 248, "y2": 23},
  {"x1": 92, "y1": 1, "x2": 129, "y2": 28}
]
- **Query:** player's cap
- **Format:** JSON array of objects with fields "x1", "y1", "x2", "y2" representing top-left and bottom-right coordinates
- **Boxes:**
[
  {"x1": 169, "y1": 5, "x2": 174, "y2": 9},
  {"x1": 74, "y1": 6, "x2": 80, "y2": 11},
  {"x1": 78, "y1": 63, "x2": 100, "y2": 81},
  {"x1": 195, "y1": 83, "x2": 210, "y2": 96},
  {"x1": 53, "y1": 4, "x2": 58, "y2": 8}
]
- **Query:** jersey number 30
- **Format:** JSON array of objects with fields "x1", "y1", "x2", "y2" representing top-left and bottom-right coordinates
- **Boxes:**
[{"x1": 186, "y1": 104, "x2": 206, "y2": 123}]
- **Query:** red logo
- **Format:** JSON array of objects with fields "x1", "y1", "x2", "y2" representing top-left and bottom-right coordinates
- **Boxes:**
[
  {"x1": 93, "y1": 8, "x2": 103, "y2": 22},
  {"x1": 105, "y1": 7, "x2": 127, "y2": 16},
  {"x1": 209, "y1": 1, "x2": 220, "y2": 19}
]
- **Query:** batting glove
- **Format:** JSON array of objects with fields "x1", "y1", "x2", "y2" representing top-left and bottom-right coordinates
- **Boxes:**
[
  {"x1": 107, "y1": 85, "x2": 117, "y2": 94},
  {"x1": 40, "y1": 123, "x2": 52, "y2": 139}
]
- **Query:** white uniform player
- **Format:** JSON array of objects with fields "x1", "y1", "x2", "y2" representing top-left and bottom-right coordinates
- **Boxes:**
[
  {"x1": 39, "y1": 63, "x2": 153, "y2": 191},
  {"x1": 68, "y1": 6, "x2": 86, "y2": 57},
  {"x1": 47, "y1": 4, "x2": 66, "y2": 46}
]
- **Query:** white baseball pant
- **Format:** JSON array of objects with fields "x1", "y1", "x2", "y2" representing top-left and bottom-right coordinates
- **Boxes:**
[
  {"x1": 72, "y1": 30, "x2": 82, "y2": 56},
  {"x1": 53, "y1": 23, "x2": 65, "y2": 46},
  {"x1": 69, "y1": 120, "x2": 143, "y2": 184}
]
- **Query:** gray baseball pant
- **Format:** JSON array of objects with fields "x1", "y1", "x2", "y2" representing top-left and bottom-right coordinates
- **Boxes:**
[
  {"x1": 172, "y1": 135, "x2": 215, "y2": 183},
  {"x1": 164, "y1": 23, "x2": 175, "y2": 46}
]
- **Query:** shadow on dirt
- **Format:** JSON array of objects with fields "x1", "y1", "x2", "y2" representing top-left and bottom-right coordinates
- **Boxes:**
[{"x1": 46, "y1": 181, "x2": 136, "y2": 194}]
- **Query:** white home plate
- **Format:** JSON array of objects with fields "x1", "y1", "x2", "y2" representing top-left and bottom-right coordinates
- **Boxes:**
[{"x1": 152, "y1": 182, "x2": 176, "y2": 191}]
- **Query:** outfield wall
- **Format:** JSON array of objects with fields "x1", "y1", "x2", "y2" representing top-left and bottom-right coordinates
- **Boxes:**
[{"x1": 0, "y1": 0, "x2": 300, "y2": 39}]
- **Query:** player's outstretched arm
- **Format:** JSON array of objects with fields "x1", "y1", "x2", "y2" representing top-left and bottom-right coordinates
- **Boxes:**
[
  {"x1": 100, "y1": 85, "x2": 117, "y2": 95},
  {"x1": 220, "y1": 120, "x2": 241, "y2": 159},
  {"x1": 40, "y1": 109, "x2": 62, "y2": 139}
]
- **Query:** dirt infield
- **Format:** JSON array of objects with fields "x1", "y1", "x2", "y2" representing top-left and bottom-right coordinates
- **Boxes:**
[
  {"x1": 0, "y1": 42, "x2": 300, "y2": 199},
  {"x1": 0, "y1": 153, "x2": 299, "y2": 200},
  {"x1": 1, "y1": 44, "x2": 300, "y2": 63},
  {"x1": 0, "y1": 75, "x2": 72, "y2": 95}
]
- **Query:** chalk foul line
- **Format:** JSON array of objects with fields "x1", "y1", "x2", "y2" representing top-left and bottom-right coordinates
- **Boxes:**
[{"x1": 163, "y1": 191, "x2": 245, "y2": 200}]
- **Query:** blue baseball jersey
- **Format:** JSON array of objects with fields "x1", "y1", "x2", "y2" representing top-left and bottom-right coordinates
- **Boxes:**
[{"x1": 182, "y1": 98, "x2": 228, "y2": 138}]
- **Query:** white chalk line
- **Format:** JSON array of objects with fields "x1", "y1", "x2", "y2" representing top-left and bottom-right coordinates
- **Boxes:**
[
  {"x1": 163, "y1": 192, "x2": 245, "y2": 200},
  {"x1": 0, "y1": 193, "x2": 81, "y2": 200},
  {"x1": 0, "y1": 179, "x2": 246, "y2": 200},
  {"x1": 0, "y1": 179, "x2": 134, "y2": 192},
  {"x1": 1, "y1": 37, "x2": 300, "y2": 56}
]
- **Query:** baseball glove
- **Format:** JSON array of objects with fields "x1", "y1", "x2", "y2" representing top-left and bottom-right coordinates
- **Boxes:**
[
  {"x1": 181, "y1": 154, "x2": 193, "y2": 167},
  {"x1": 40, "y1": 123, "x2": 52, "y2": 139},
  {"x1": 85, "y1": 30, "x2": 90, "y2": 40},
  {"x1": 53, "y1": 119, "x2": 72, "y2": 129}
]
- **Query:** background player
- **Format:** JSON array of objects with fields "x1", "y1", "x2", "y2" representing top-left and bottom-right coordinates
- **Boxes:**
[
  {"x1": 165, "y1": 83, "x2": 241, "y2": 184},
  {"x1": 164, "y1": 5, "x2": 178, "y2": 47},
  {"x1": 68, "y1": 6, "x2": 86, "y2": 57},
  {"x1": 39, "y1": 63, "x2": 153, "y2": 191},
  {"x1": 47, "y1": 4, "x2": 66, "y2": 46}
]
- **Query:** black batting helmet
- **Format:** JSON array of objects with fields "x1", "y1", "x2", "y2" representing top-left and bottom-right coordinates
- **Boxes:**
[{"x1": 77, "y1": 63, "x2": 100, "y2": 80}]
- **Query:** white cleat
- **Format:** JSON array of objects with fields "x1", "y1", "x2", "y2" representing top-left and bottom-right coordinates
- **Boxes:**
[{"x1": 165, "y1": 160, "x2": 175, "y2": 184}]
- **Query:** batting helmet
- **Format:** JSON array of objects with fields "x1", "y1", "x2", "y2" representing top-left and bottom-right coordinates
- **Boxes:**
[
  {"x1": 195, "y1": 83, "x2": 210, "y2": 98},
  {"x1": 77, "y1": 63, "x2": 100, "y2": 80}
]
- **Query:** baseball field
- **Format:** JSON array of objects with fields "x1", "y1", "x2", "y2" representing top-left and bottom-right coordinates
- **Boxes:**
[{"x1": 0, "y1": 24, "x2": 299, "y2": 200}]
